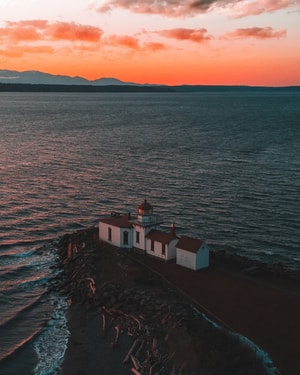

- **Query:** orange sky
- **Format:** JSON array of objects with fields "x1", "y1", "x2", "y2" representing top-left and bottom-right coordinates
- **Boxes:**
[{"x1": 0, "y1": 0, "x2": 299, "y2": 85}]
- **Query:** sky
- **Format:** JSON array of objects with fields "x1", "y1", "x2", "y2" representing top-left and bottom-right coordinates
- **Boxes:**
[{"x1": 0, "y1": 0, "x2": 299, "y2": 85}]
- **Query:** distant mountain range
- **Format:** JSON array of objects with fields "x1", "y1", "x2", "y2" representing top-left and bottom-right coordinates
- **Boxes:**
[
  {"x1": 0, "y1": 69, "x2": 299, "y2": 92},
  {"x1": 0, "y1": 69, "x2": 138, "y2": 86}
]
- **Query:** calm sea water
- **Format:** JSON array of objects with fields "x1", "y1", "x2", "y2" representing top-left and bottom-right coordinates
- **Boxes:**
[{"x1": 0, "y1": 91, "x2": 299, "y2": 374}]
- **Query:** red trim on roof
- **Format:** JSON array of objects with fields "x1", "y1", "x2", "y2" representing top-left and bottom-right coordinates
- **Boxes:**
[
  {"x1": 99, "y1": 214, "x2": 136, "y2": 229},
  {"x1": 176, "y1": 235, "x2": 204, "y2": 254},
  {"x1": 146, "y1": 229, "x2": 177, "y2": 244}
]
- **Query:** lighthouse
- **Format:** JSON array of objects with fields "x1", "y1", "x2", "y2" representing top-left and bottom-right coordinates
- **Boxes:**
[{"x1": 129, "y1": 199, "x2": 162, "y2": 252}]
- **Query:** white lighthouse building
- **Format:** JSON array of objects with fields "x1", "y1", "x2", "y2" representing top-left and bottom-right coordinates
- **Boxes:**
[
  {"x1": 129, "y1": 199, "x2": 163, "y2": 252},
  {"x1": 98, "y1": 199, "x2": 209, "y2": 269}
]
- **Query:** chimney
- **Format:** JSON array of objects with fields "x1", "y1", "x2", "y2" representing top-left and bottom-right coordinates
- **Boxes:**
[{"x1": 170, "y1": 222, "x2": 176, "y2": 237}]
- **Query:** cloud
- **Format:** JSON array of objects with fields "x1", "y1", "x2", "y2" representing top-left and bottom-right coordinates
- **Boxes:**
[
  {"x1": 92, "y1": 0, "x2": 298, "y2": 17},
  {"x1": 48, "y1": 22, "x2": 102, "y2": 42},
  {"x1": 105, "y1": 35, "x2": 140, "y2": 49},
  {"x1": 0, "y1": 20, "x2": 103, "y2": 44},
  {"x1": 144, "y1": 42, "x2": 166, "y2": 51},
  {"x1": 0, "y1": 19, "x2": 168, "y2": 57},
  {"x1": 104, "y1": 34, "x2": 169, "y2": 52},
  {"x1": 159, "y1": 28, "x2": 211, "y2": 43},
  {"x1": 226, "y1": 0, "x2": 298, "y2": 18},
  {"x1": 6, "y1": 20, "x2": 48, "y2": 28},
  {"x1": 0, "y1": 21, "x2": 44, "y2": 42},
  {"x1": 0, "y1": 45, "x2": 54, "y2": 58},
  {"x1": 93, "y1": 0, "x2": 223, "y2": 17},
  {"x1": 222, "y1": 27, "x2": 287, "y2": 39}
]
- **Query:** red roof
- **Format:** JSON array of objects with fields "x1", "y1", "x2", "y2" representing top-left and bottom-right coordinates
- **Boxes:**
[
  {"x1": 176, "y1": 235, "x2": 204, "y2": 254},
  {"x1": 137, "y1": 199, "x2": 153, "y2": 211},
  {"x1": 99, "y1": 214, "x2": 136, "y2": 228},
  {"x1": 146, "y1": 229, "x2": 177, "y2": 244}
]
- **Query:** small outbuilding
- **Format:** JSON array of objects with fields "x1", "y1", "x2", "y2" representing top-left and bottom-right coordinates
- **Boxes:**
[{"x1": 176, "y1": 235, "x2": 209, "y2": 271}]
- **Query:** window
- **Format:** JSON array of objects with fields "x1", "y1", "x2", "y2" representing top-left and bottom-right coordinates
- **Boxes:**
[
  {"x1": 136, "y1": 231, "x2": 140, "y2": 244},
  {"x1": 151, "y1": 240, "x2": 154, "y2": 251},
  {"x1": 108, "y1": 227, "x2": 112, "y2": 241},
  {"x1": 123, "y1": 231, "x2": 128, "y2": 245},
  {"x1": 162, "y1": 244, "x2": 166, "y2": 255}
]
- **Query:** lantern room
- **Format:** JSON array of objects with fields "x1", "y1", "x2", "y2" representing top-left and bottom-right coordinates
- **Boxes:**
[{"x1": 137, "y1": 199, "x2": 153, "y2": 216}]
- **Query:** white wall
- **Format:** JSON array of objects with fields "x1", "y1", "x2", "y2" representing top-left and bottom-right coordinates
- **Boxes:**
[
  {"x1": 176, "y1": 248, "x2": 197, "y2": 270},
  {"x1": 99, "y1": 222, "x2": 132, "y2": 249},
  {"x1": 176, "y1": 244, "x2": 209, "y2": 270},
  {"x1": 146, "y1": 238, "x2": 164, "y2": 259},
  {"x1": 132, "y1": 223, "x2": 161, "y2": 251},
  {"x1": 145, "y1": 238, "x2": 177, "y2": 261},
  {"x1": 167, "y1": 239, "x2": 178, "y2": 260},
  {"x1": 132, "y1": 225, "x2": 147, "y2": 251}
]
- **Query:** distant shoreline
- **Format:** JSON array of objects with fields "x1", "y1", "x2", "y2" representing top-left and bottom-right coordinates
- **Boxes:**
[
  {"x1": 1, "y1": 82, "x2": 300, "y2": 93},
  {"x1": 0, "y1": 83, "x2": 173, "y2": 93}
]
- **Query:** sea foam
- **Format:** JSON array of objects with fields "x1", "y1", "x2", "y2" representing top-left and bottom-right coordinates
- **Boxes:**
[{"x1": 34, "y1": 296, "x2": 69, "y2": 375}]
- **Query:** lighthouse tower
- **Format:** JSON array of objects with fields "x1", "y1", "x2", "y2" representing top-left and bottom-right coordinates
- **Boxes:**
[{"x1": 130, "y1": 199, "x2": 162, "y2": 252}]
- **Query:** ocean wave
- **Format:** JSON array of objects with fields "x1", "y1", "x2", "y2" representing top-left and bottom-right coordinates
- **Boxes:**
[
  {"x1": 0, "y1": 239, "x2": 46, "y2": 252},
  {"x1": 0, "y1": 293, "x2": 55, "y2": 362},
  {"x1": 34, "y1": 297, "x2": 69, "y2": 375},
  {"x1": 0, "y1": 327, "x2": 44, "y2": 363},
  {"x1": 0, "y1": 243, "x2": 56, "y2": 279},
  {"x1": 0, "y1": 273, "x2": 49, "y2": 294},
  {"x1": 193, "y1": 308, "x2": 280, "y2": 375},
  {"x1": 0, "y1": 250, "x2": 38, "y2": 263},
  {"x1": 0, "y1": 263, "x2": 44, "y2": 280},
  {"x1": 0, "y1": 241, "x2": 58, "y2": 368},
  {"x1": 0, "y1": 292, "x2": 45, "y2": 328},
  {"x1": 0, "y1": 245, "x2": 54, "y2": 271}
]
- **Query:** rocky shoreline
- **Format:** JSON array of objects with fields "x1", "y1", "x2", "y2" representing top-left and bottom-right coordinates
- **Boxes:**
[{"x1": 52, "y1": 226, "x2": 292, "y2": 375}]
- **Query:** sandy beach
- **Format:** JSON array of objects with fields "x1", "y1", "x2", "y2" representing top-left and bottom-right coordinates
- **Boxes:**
[{"x1": 56, "y1": 228, "x2": 300, "y2": 375}]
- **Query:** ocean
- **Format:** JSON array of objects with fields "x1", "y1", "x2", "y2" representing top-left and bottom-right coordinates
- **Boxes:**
[{"x1": 0, "y1": 91, "x2": 299, "y2": 374}]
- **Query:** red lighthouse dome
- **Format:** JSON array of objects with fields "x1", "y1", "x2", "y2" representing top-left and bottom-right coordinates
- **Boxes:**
[{"x1": 137, "y1": 199, "x2": 153, "y2": 216}]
